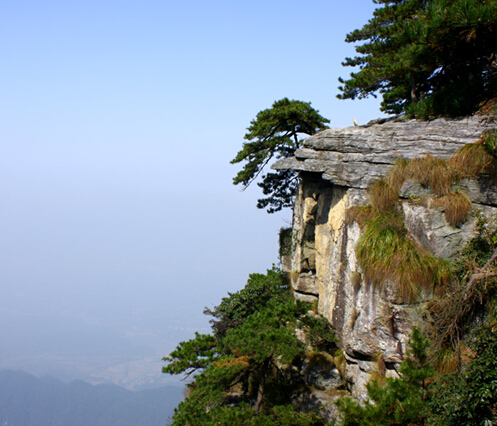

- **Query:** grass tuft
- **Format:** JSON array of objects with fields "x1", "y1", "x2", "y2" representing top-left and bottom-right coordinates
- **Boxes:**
[
  {"x1": 386, "y1": 157, "x2": 409, "y2": 192},
  {"x1": 450, "y1": 142, "x2": 497, "y2": 178},
  {"x1": 429, "y1": 342, "x2": 473, "y2": 374},
  {"x1": 482, "y1": 129, "x2": 497, "y2": 158},
  {"x1": 398, "y1": 155, "x2": 456, "y2": 197},
  {"x1": 426, "y1": 215, "x2": 497, "y2": 358},
  {"x1": 431, "y1": 190, "x2": 472, "y2": 227},
  {"x1": 368, "y1": 179, "x2": 398, "y2": 213},
  {"x1": 346, "y1": 205, "x2": 374, "y2": 227},
  {"x1": 356, "y1": 212, "x2": 449, "y2": 302}
]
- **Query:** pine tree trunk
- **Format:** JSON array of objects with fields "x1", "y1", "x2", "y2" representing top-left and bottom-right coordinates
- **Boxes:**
[
  {"x1": 254, "y1": 357, "x2": 271, "y2": 415},
  {"x1": 410, "y1": 71, "x2": 418, "y2": 103}
]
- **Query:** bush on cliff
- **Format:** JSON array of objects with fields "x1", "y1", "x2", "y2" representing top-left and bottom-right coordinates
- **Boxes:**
[{"x1": 337, "y1": 328, "x2": 434, "y2": 426}]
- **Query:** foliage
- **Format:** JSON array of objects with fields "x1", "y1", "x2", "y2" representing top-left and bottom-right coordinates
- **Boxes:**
[
  {"x1": 337, "y1": 0, "x2": 497, "y2": 117},
  {"x1": 162, "y1": 333, "x2": 217, "y2": 377},
  {"x1": 231, "y1": 98, "x2": 329, "y2": 213},
  {"x1": 428, "y1": 324, "x2": 497, "y2": 426},
  {"x1": 169, "y1": 402, "x2": 325, "y2": 426},
  {"x1": 298, "y1": 313, "x2": 338, "y2": 353},
  {"x1": 163, "y1": 268, "x2": 334, "y2": 425},
  {"x1": 204, "y1": 266, "x2": 289, "y2": 337},
  {"x1": 336, "y1": 328, "x2": 434, "y2": 426},
  {"x1": 427, "y1": 212, "x2": 497, "y2": 359},
  {"x1": 220, "y1": 299, "x2": 306, "y2": 366}
]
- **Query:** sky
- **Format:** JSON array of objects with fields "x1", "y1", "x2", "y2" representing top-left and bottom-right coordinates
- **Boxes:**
[{"x1": 0, "y1": 0, "x2": 387, "y2": 390}]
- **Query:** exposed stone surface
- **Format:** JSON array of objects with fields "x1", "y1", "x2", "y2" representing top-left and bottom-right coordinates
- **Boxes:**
[
  {"x1": 400, "y1": 177, "x2": 497, "y2": 208},
  {"x1": 291, "y1": 179, "x2": 422, "y2": 402},
  {"x1": 273, "y1": 115, "x2": 495, "y2": 189},
  {"x1": 402, "y1": 202, "x2": 476, "y2": 259},
  {"x1": 461, "y1": 177, "x2": 497, "y2": 206},
  {"x1": 277, "y1": 115, "x2": 497, "y2": 408},
  {"x1": 294, "y1": 273, "x2": 319, "y2": 296}
]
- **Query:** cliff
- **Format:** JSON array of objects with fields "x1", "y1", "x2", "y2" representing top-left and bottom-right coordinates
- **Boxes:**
[{"x1": 273, "y1": 114, "x2": 497, "y2": 407}]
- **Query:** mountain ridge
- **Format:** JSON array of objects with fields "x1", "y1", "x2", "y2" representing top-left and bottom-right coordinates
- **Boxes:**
[{"x1": 0, "y1": 370, "x2": 183, "y2": 426}]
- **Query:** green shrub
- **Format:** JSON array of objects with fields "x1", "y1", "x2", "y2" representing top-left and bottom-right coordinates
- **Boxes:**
[
  {"x1": 428, "y1": 325, "x2": 497, "y2": 426},
  {"x1": 336, "y1": 328, "x2": 434, "y2": 426}
]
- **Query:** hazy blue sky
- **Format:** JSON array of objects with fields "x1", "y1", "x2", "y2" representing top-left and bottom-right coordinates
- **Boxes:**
[{"x1": 0, "y1": 0, "x2": 386, "y2": 389}]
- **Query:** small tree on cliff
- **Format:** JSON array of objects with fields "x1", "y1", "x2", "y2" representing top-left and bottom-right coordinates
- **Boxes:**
[
  {"x1": 231, "y1": 98, "x2": 329, "y2": 213},
  {"x1": 337, "y1": 328, "x2": 434, "y2": 426}
]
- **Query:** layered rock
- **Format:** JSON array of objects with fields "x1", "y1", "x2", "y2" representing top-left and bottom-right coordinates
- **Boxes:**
[{"x1": 273, "y1": 114, "x2": 497, "y2": 402}]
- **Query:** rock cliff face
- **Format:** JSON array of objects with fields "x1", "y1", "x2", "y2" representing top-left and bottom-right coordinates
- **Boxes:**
[{"x1": 273, "y1": 115, "x2": 497, "y2": 404}]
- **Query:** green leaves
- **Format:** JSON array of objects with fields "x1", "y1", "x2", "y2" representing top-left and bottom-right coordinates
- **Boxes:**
[
  {"x1": 163, "y1": 268, "x2": 334, "y2": 425},
  {"x1": 428, "y1": 326, "x2": 497, "y2": 425},
  {"x1": 170, "y1": 402, "x2": 325, "y2": 426},
  {"x1": 338, "y1": 0, "x2": 497, "y2": 117},
  {"x1": 222, "y1": 300, "x2": 306, "y2": 365},
  {"x1": 162, "y1": 332, "x2": 217, "y2": 376},
  {"x1": 231, "y1": 98, "x2": 329, "y2": 213},
  {"x1": 205, "y1": 266, "x2": 288, "y2": 337},
  {"x1": 337, "y1": 328, "x2": 434, "y2": 426}
]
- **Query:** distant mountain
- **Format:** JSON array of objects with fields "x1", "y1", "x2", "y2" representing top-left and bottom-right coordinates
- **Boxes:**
[{"x1": 0, "y1": 370, "x2": 184, "y2": 426}]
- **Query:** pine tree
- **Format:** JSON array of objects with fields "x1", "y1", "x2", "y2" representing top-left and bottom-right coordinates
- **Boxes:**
[
  {"x1": 338, "y1": 0, "x2": 497, "y2": 117},
  {"x1": 231, "y1": 98, "x2": 329, "y2": 213},
  {"x1": 428, "y1": 321, "x2": 497, "y2": 425},
  {"x1": 336, "y1": 328, "x2": 434, "y2": 426},
  {"x1": 163, "y1": 268, "x2": 333, "y2": 425}
]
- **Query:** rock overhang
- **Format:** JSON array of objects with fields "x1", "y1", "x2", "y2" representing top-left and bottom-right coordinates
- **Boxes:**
[{"x1": 272, "y1": 114, "x2": 495, "y2": 189}]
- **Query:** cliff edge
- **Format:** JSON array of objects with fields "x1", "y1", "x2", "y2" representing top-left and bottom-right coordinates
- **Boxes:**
[{"x1": 273, "y1": 114, "x2": 497, "y2": 405}]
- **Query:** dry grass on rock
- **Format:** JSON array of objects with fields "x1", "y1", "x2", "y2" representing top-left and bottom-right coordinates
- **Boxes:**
[
  {"x1": 356, "y1": 212, "x2": 451, "y2": 302},
  {"x1": 390, "y1": 155, "x2": 456, "y2": 197},
  {"x1": 450, "y1": 141, "x2": 497, "y2": 178},
  {"x1": 430, "y1": 190, "x2": 472, "y2": 227},
  {"x1": 368, "y1": 179, "x2": 399, "y2": 213}
]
